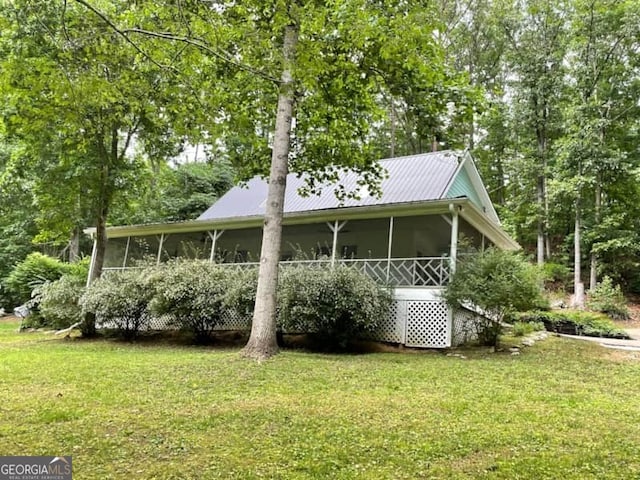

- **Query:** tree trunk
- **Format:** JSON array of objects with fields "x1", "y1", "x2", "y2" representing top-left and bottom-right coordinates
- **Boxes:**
[
  {"x1": 536, "y1": 174, "x2": 545, "y2": 266},
  {"x1": 572, "y1": 196, "x2": 585, "y2": 308},
  {"x1": 83, "y1": 134, "x2": 114, "y2": 336},
  {"x1": 589, "y1": 180, "x2": 601, "y2": 290},
  {"x1": 241, "y1": 22, "x2": 298, "y2": 361},
  {"x1": 69, "y1": 227, "x2": 81, "y2": 262}
]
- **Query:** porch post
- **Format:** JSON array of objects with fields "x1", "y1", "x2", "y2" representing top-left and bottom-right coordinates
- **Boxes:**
[
  {"x1": 328, "y1": 220, "x2": 347, "y2": 267},
  {"x1": 122, "y1": 236, "x2": 131, "y2": 270},
  {"x1": 208, "y1": 230, "x2": 224, "y2": 263},
  {"x1": 156, "y1": 233, "x2": 165, "y2": 266},
  {"x1": 86, "y1": 237, "x2": 98, "y2": 288},
  {"x1": 386, "y1": 216, "x2": 394, "y2": 282},
  {"x1": 449, "y1": 204, "x2": 459, "y2": 274}
]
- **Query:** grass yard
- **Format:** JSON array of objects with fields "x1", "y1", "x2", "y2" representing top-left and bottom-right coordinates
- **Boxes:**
[{"x1": 1, "y1": 318, "x2": 640, "y2": 479}]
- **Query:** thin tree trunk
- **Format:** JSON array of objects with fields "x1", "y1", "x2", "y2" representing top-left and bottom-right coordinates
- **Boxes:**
[
  {"x1": 241, "y1": 22, "x2": 298, "y2": 361},
  {"x1": 536, "y1": 174, "x2": 545, "y2": 266},
  {"x1": 69, "y1": 227, "x2": 81, "y2": 262},
  {"x1": 589, "y1": 180, "x2": 601, "y2": 290},
  {"x1": 572, "y1": 196, "x2": 585, "y2": 308}
]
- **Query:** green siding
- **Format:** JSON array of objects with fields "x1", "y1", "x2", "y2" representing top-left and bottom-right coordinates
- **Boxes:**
[{"x1": 446, "y1": 166, "x2": 483, "y2": 209}]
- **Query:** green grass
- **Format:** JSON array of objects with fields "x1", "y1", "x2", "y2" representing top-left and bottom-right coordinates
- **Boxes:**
[{"x1": 1, "y1": 318, "x2": 640, "y2": 479}]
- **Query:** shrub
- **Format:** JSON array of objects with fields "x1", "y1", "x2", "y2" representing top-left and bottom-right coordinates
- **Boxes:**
[
  {"x1": 277, "y1": 265, "x2": 392, "y2": 350},
  {"x1": 81, "y1": 268, "x2": 154, "y2": 339},
  {"x1": 511, "y1": 321, "x2": 545, "y2": 337},
  {"x1": 542, "y1": 262, "x2": 571, "y2": 289},
  {"x1": 224, "y1": 267, "x2": 259, "y2": 318},
  {"x1": 4, "y1": 253, "x2": 87, "y2": 308},
  {"x1": 443, "y1": 248, "x2": 545, "y2": 347},
  {"x1": 516, "y1": 310, "x2": 629, "y2": 339},
  {"x1": 36, "y1": 274, "x2": 87, "y2": 329},
  {"x1": 149, "y1": 261, "x2": 237, "y2": 342},
  {"x1": 587, "y1": 276, "x2": 630, "y2": 320}
]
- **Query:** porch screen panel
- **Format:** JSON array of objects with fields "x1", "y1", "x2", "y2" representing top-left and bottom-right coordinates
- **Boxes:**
[
  {"x1": 159, "y1": 232, "x2": 211, "y2": 261},
  {"x1": 336, "y1": 217, "x2": 388, "y2": 259},
  {"x1": 215, "y1": 227, "x2": 262, "y2": 263},
  {"x1": 103, "y1": 237, "x2": 129, "y2": 268},
  {"x1": 391, "y1": 215, "x2": 451, "y2": 258},
  {"x1": 281, "y1": 223, "x2": 333, "y2": 260},
  {"x1": 125, "y1": 235, "x2": 161, "y2": 267}
]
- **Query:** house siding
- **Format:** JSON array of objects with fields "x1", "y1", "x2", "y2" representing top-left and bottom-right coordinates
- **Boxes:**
[{"x1": 446, "y1": 166, "x2": 483, "y2": 211}]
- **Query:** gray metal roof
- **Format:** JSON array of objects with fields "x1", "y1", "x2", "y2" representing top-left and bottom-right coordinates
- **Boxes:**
[{"x1": 198, "y1": 151, "x2": 463, "y2": 221}]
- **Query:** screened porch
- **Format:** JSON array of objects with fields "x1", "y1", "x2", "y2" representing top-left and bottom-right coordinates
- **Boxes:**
[{"x1": 101, "y1": 213, "x2": 488, "y2": 288}]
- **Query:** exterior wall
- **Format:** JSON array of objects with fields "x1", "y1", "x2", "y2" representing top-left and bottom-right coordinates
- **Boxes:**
[{"x1": 447, "y1": 166, "x2": 483, "y2": 210}]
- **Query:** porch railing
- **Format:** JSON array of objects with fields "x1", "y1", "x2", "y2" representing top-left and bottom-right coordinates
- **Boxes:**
[
  {"x1": 103, "y1": 257, "x2": 451, "y2": 287},
  {"x1": 219, "y1": 257, "x2": 450, "y2": 287}
]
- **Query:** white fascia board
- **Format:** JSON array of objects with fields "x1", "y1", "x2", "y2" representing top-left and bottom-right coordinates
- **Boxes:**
[
  {"x1": 86, "y1": 198, "x2": 470, "y2": 239},
  {"x1": 460, "y1": 151, "x2": 501, "y2": 224}
]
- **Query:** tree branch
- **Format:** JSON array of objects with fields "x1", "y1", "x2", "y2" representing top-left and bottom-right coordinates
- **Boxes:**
[{"x1": 123, "y1": 27, "x2": 279, "y2": 84}]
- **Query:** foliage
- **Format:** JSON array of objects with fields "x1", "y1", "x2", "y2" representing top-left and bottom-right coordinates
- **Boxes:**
[
  {"x1": 511, "y1": 321, "x2": 545, "y2": 337},
  {"x1": 443, "y1": 248, "x2": 546, "y2": 347},
  {"x1": 36, "y1": 274, "x2": 87, "y2": 330},
  {"x1": 113, "y1": 160, "x2": 235, "y2": 225},
  {"x1": 3, "y1": 253, "x2": 84, "y2": 308},
  {"x1": 149, "y1": 261, "x2": 234, "y2": 342},
  {"x1": 586, "y1": 276, "x2": 630, "y2": 320},
  {"x1": 542, "y1": 262, "x2": 572, "y2": 289},
  {"x1": 81, "y1": 269, "x2": 154, "y2": 340},
  {"x1": 277, "y1": 265, "x2": 391, "y2": 351},
  {"x1": 517, "y1": 310, "x2": 629, "y2": 339}
]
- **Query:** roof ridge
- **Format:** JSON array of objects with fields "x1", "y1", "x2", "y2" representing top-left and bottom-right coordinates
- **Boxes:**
[{"x1": 377, "y1": 150, "x2": 459, "y2": 163}]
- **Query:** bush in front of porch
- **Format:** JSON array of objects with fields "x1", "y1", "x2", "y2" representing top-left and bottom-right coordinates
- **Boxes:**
[
  {"x1": 444, "y1": 248, "x2": 546, "y2": 348},
  {"x1": 278, "y1": 265, "x2": 392, "y2": 351}
]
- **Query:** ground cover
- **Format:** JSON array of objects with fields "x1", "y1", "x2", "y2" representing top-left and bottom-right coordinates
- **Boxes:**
[{"x1": 1, "y1": 317, "x2": 639, "y2": 479}]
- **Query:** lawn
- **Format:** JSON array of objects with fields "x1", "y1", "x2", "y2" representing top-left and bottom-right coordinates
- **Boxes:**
[{"x1": 1, "y1": 318, "x2": 640, "y2": 479}]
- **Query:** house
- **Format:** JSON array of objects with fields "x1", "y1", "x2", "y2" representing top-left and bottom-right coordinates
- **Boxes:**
[{"x1": 89, "y1": 150, "x2": 518, "y2": 348}]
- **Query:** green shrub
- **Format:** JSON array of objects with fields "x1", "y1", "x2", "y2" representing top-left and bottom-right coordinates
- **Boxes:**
[
  {"x1": 516, "y1": 310, "x2": 629, "y2": 339},
  {"x1": 587, "y1": 276, "x2": 630, "y2": 320},
  {"x1": 512, "y1": 321, "x2": 545, "y2": 337},
  {"x1": 4, "y1": 253, "x2": 87, "y2": 308},
  {"x1": 36, "y1": 274, "x2": 86, "y2": 329},
  {"x1": 224, "y1": 267, "x2": 259, "y2": 318},
  {"x1": 443, "y1": 249, "x2": 545, "y2": 347},
  {"x1": 81, "y1": 268, "x2": 155, "y2": 339},
  {"x1": 149, "y1": 261, "x2": 237, "y2": 342},
  {"x1": 542, "y1": 262, "x2": 571, "y2": 289},
  {"x1": 277, "y1": 265, "x2": 391, "y2": 351}
]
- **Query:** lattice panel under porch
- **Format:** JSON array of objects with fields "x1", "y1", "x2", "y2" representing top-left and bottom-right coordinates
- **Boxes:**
[
  {"x1": 367, "y1": 299, "x2": 405, "y2": 343},
  {"x1": 405, "y1": 301, "x2": 450, "y2": 348},
  {"x1": 451, "y1": 309, "x2": 479, "y2": 346}
]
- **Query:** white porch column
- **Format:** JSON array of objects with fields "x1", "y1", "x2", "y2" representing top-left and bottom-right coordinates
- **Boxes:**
[
  {"x1": 449, "y1": 204, "x2": 459, "y2": 274},
  {"x1": 122, "y1": 236, "x2": 131, "y2": 269},
  {"x1": 156, "y1": 233, "x2": 165, "y2": 265},
  {"x1": 328, "y1": 220, "x2": 347, "y2": 267},
  {"x1": 208, "y1": 230, "x2": 224, "y2": 263},
  {"x1": 386, "y1": 216, "x2": 394, "y2": 282},
  {"x1": 86, "y1": 237, "x2": 98, "y2": 288}
]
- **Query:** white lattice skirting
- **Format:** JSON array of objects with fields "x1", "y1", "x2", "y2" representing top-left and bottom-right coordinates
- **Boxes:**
[{"x1": 99, "y1": 289, "x2": 457, "y2": 349}]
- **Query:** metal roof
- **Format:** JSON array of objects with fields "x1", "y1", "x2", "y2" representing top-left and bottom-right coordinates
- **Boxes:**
[{"x1": 198, "y1": 151, "x2": 463, "y2": 221}]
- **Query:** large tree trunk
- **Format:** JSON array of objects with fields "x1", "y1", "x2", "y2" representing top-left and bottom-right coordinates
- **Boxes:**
[{"x1": 241, "y1": 22, "x2": 298, "y2": 361}]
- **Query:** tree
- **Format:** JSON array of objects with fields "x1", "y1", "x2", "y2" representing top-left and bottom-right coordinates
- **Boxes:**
[
  {"x1": 443, "y1": 248, "x2": 545, "y2": 347},
  {"x1": 70, "y1": 0, "x2": 468, "y2": 359},
  {"x1": 555, "y1": 0, "x2": 640, "y2": 305},
  {"x1": 0, "y1": 0, "x2": 198, "y2": 330}
]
